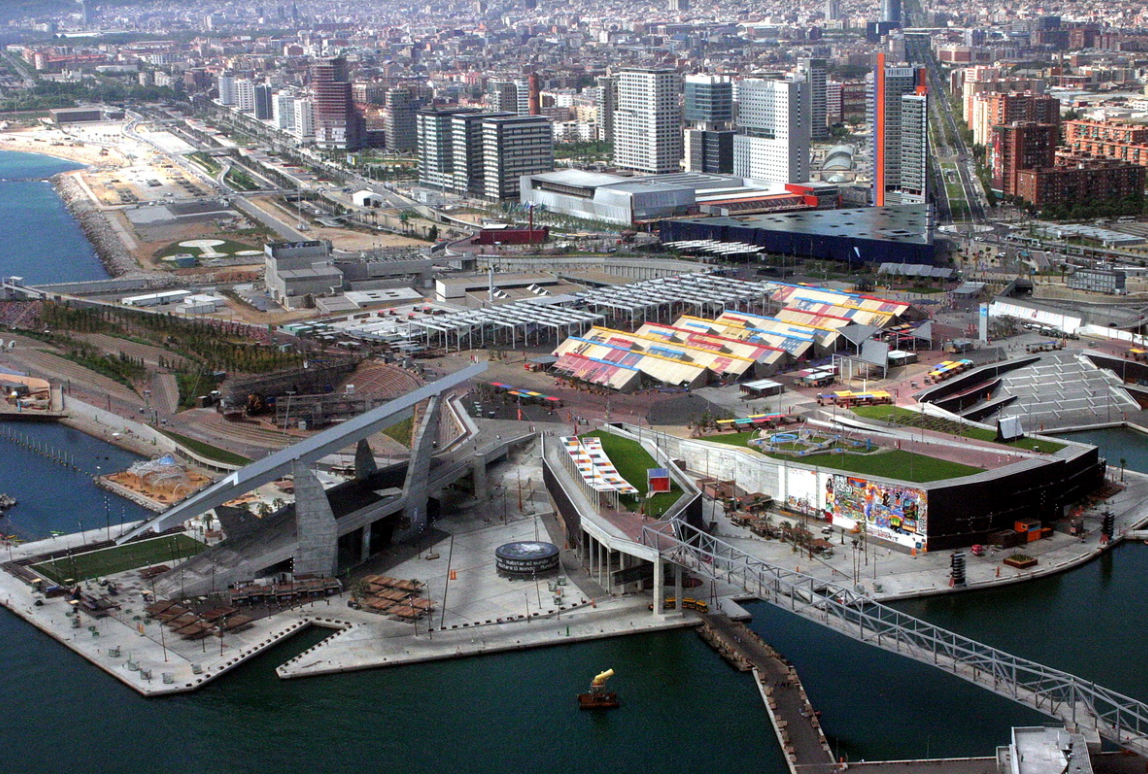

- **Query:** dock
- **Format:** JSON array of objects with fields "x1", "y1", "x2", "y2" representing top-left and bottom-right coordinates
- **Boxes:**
[{"x1": 699, "y1": 613, "x2": 838, "y2": 774}]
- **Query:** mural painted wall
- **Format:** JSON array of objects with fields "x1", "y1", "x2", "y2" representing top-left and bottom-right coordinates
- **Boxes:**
[{"x1": 826, "y1": 474, "x2": 928, "y2": 549}]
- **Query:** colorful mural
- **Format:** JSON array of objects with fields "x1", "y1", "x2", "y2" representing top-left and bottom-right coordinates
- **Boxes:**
[{"x1": 826, "y1": 474, "x2": 928, "y2": 548}]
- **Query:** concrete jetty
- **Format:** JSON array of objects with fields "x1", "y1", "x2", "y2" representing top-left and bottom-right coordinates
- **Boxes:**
[
  {"x1": 699, "y1": 612, "x2": 837, "y2": 774},
  {"x1": 278, "y1": 600, "x2": 697, "y2": 679},
  {"x1": 0, "y1": 529, "x2": 349, "y2": 696}
]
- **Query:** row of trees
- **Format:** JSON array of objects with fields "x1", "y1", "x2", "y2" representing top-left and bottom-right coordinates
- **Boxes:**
[{"x1": 38, "y1": 302, "x2": 304, "y2": 375}]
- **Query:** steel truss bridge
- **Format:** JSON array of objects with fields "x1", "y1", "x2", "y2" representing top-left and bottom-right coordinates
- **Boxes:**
[{"x1": 642, "y1": 520, "x2": 1148, "y2": 755}]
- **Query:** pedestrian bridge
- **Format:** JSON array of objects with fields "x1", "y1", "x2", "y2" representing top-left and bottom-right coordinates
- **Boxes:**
[{"x1": 643, "y1": 520, "x2": 1148, "y2": 756}]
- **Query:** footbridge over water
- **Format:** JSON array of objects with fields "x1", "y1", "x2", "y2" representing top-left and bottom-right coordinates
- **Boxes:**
[{"x1": 642, "y1": 519, "x2": 1148, "y2": 756}]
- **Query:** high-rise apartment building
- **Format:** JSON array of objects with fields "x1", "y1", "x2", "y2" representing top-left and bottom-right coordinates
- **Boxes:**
[
  {"x1": 311, "y1": 57, "x2": 364, "y2": 151},
  {"x1": 452, "y1": 110, "x2": 502, "y2": 196},
  {"x1": 233, "y1": 78, "x2": 256, "y2": 113},
  {"x1": 613, "y1": 68, "x2": 682, "y2": 174},
  {"x1": 272, "y1": 92, "x2": 296, "y2": 132},
  {"x1": 990, "y1": 122, "x2": 1058, "y2": 196},
  {"x1": 871, "y1": 53, "x2": 929, "y2": 206},
  {"x1": 217, "y1": 73, "x2": 236, "y2": 106},
  {"x1": 971, "y1": 92, "x2": 1060, "y2": 147},
  {"x1": 799, "y1": 58, "x2": 829, "y2": 140},
  {"x1": 418, "y1": 109, "x2": 552, "y2": 200},
  {"x1": 595, "y1": 75, "x2": 617, "y2": 143},
  {"x1": 683, "y1": 74, "x2": 734, "y2": 173},
  {"x1": 292, "y1": 98, "x2": 314, "y2": 140},
  {"x1": 482, "y1": 114, "x2": 554, "y2": 200},
  {"x1": 733, "y1": 77, "x2": 810, "y2": 185},
  {"x1": 1016, "y1": 157, "x2": 1146, "y2": 210},
  {"x1": 1063, "y1": 119, "x2": 1148, "y2": 169},
  {"x1": 418, "y1": 108, "x2": 474, "y2": 192},
  {"x1": 384, "y1": 88, "x2": 419, "y2": 153},
  {"x1": 826, "y1": 82, "x2": 844, "y2": 124},
  {"x1": 825, "y1": 0, "x2": 842, "y2": 20}
]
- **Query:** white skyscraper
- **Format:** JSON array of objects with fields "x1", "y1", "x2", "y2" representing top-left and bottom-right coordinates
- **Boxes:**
[
  {"x1": 613, "y1": 67, "x2": 682, "y2": 174},
  {"x1": 233, "y1": 78, "x2": 256, "y2": 113},
  {"x1": 272, "y1": 92, "x2": 296, "y2": 132},
  {"x1": 733, "y1": 77, "x2": 810, "y2": 185},
  {"x1": 217, "y1": 73, "x2": 236, "y2": 106},
  {"x1": 292, "y1": 98, "x2": 314, "y2": 139}
]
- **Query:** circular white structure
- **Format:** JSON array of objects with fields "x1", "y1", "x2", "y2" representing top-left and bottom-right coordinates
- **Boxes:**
[{"x1": 180, "y1": 239, "x2": 227, "y2": 258}]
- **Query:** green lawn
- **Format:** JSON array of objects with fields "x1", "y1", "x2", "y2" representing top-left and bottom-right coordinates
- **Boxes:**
[
  {"x1": 851, "y1": 406, "x2": 1065, "y2": 453},
  {"x1": 34, "y1": 534, "x2": 206, "y2": 584},
  {"x1": 383, "y1": 416, "x2": 413, "y2": 448},
  {"x1": 791, "y1": 449, "x2": 982, "y2": 482},
  {"x1": 158, "y1": 428, "x2": 252, "y2": 466},
  {"x1": 581, "y1": 430, "x2": 682, "y2": 517},
  {"x1": 225, "y1": 166, "x2": 259, "y2": 191},
  {"x1": 187, "y1": 152, "x2": 221, "y2": 175},
  {"x1": 154, "y1": 238, "x2": 261, "y2": 261},
  {"x1": 699, "y1": 428, "x2": 982, "y2": 482}
]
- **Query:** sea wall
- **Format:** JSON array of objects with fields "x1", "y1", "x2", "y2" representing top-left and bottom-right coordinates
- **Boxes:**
[{"x1": 51, "y1": 173, "x2": 150, "y2": 279}]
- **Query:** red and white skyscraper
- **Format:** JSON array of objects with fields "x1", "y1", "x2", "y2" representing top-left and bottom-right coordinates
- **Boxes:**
[{"x1": 871, "y1": 53, "x2": 929, "y2": 206}]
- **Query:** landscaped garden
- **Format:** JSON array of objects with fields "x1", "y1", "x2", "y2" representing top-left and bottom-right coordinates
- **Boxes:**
[
  {"x1": 850, "y1": 405, "x2": 1065, "y2": 453},
  {"x1": 581, "y1": 429, "x2": 682, "y2": 517},
  {"x1": 697, "y1": 428, "x2": 984, "y2": 483},
  {"x1": 34, "y1": 534, "x2": 206, "y2": 584}
]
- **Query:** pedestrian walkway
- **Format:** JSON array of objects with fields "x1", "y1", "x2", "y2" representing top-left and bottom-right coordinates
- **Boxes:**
[{"x1": 699, "y1": 613, "x2": 836, "y2": 774}]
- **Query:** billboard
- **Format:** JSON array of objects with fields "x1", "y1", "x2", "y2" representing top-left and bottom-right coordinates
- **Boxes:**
[
  {"x1": 826, "y1": 474, "x2": 928, "y2": 549},
  {"x1": 785, "y1": 467, "x2": 823, "y2": 517}
]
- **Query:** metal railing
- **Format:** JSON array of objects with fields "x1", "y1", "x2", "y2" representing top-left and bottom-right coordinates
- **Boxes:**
[{"x1": 642, "y1": 519, "x2": 1148, "y2": 754}]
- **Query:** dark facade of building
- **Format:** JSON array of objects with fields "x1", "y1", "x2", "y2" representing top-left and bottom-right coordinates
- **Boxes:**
[
  {"x1": 991, "y1": 122, "x2": 1058, "y2": 196},
  {"x1": 1015, "y1": 156, "x2": 1146, "y2": 209},
  {"x1": 684, "y1": 128, "x2": 735, "y2": 174},
  {"x1": 253, "y1": 84, "x2": 273, "y2": 121},
  {"x1": 660, "y1": 205, "x2": 935, "y2": 265},
  {"x1": 923, "y1": 443, "x2": 1103, "y2": 551}
]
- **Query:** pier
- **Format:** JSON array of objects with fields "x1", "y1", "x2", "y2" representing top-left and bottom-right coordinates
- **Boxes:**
[{"x1": 699, "y1": 612, "x2": 837, "y2": 774}]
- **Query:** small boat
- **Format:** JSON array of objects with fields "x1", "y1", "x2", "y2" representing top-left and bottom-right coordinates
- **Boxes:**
[{"x1": 578, "y1": 669, "x2": 620, "y2": 710}]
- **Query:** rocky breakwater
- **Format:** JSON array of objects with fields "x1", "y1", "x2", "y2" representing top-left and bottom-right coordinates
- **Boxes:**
[{"x1": 52, "y1": 173, "x2": 161, "y2": 280}]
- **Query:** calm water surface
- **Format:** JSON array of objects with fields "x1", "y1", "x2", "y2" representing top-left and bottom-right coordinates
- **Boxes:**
[{"x1": 0, "y1": 150, "x2": 109, "y2": 284}]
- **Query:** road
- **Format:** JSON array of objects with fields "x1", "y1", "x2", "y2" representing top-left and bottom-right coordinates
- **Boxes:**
[{"x1": 906, "y1": 36, "x2": 988, "y2": 225}]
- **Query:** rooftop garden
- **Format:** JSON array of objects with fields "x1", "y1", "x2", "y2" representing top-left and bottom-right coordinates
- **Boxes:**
[
  {"x1": 581, "y1": 429, "x2": 683, "y2": 518},
  {"x1": 850, "y1": 405, "x2": 1065, "y2": 453}
]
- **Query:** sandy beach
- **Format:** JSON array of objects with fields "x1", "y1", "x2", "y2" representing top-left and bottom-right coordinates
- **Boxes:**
[{"x1": 0, "y1": 125, "x2": 128, "y2": 168}]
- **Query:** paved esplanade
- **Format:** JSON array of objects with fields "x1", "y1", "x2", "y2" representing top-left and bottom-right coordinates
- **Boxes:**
[{"x1": 118, "y1": 362, "x2": 487, "y2": 543}]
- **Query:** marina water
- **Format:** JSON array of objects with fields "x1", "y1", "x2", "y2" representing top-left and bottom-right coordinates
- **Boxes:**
[{"x1": 3, "y1": 151, "x2": 1148, "y2": 771}]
